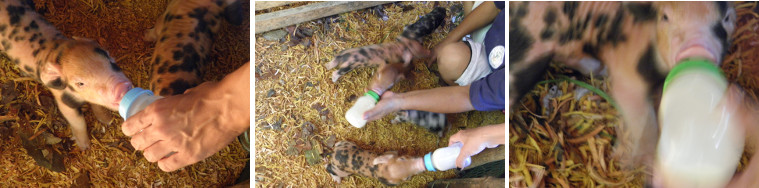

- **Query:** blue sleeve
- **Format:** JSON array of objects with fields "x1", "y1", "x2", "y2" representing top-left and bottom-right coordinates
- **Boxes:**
[
  {"x1": 469, "y1": 68, "x2": 505, "y2": 111},
  {"x1": 495, "y1": 1, "x2": 504, "y2": 10}
]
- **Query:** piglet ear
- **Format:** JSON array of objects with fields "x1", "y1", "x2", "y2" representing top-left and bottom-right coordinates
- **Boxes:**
[
  {"x1": 373, "y1": 153, "x2": 396, "y2": 165},
  {"x1": 143, "y1": 28, "x2": 157, "y2": 42},
  {"x1": 71, "y1": 36, "x2": 97, "y2": 44},
  {"x1": 40, "y1": 62, "x2": 65, "y2": 90}
]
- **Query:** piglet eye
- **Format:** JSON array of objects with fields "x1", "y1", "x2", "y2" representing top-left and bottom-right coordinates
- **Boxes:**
[
  {"x1": 76, "y1": 82, "x2": 85, "y2": 87},
  {"x1": 662, "y1": 14, "x2": 669, "y2": 21}
]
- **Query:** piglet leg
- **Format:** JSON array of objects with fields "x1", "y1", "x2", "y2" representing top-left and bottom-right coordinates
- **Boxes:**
[
  {"x1": 54, "y1": 93, "x2": 90, "y2": 150},
  {"x1": 325, "y1": 163, "x2": 351, "y2": 183},
  {"x1": 608, "y1": 67, "x2": 658, "y2": 170},
  {"x1": 90, "y1": 104, "x2": 113, "y2": 125}
]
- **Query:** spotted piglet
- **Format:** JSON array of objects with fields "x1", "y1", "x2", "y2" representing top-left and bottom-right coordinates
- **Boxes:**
[
  {"x1": 509, "y1": 2, "x2": 736, "y2": 165},
  {"x1": 0, "y1": 0, "x2": 133, "y2": 149},
  {"x1": 327, "y1": 7, "x2": 446, "y2": 83},
  {"x1": 391, "y1": 110, "x2": 447, "y2": 137},
  {"x1": 399, "y1": 7, "x2": 446, "y2": 42},
  {"x1": 326, "y1": 36, "x2": 429, "y2": 83},
  {"x1": 325, "y1": 141, "x2": 426, "y2": 186},
  {"x1": 145, "y1": 0, "x2": 242, "y2": 96}
]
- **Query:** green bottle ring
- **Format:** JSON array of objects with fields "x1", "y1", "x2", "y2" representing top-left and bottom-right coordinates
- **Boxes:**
[
  {"x1": 663, "y1": 59, "x2": 726, "y2": 92},
  {"x1": 365, "y1": 90, "x2": 380, "y2": 101}
]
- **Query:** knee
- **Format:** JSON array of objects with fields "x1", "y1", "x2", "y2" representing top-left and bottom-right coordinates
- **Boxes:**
[{"x1": 436, "y1": 42, "x2": 471, "y2": 85}]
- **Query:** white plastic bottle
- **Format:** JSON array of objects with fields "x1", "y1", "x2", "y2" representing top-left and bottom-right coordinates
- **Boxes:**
[
  {"x1": 423, "y1": 142, "x2": 472, "y2": 171},
  {"x1": 119, "y1": 87, "x2": 163, "y2": 120},
  {"x1": 345, "y1": 91, "x2": 380, "y2": 128},
  {"x1": 657, "y1": 59, "x2": 744, "y2": 188}
]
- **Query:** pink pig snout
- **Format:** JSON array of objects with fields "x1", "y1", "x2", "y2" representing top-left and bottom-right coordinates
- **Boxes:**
[
  {"x1": 675, "y1": 39, "x2": 720, "y2": 64},
  {"x1": 110, "y1": 79, "x2": 133, "y2": 109}
]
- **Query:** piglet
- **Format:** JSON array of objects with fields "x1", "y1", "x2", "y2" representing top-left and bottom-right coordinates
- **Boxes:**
[
  {"x1": 400, "y1": 7, "x2": 446, "y2": 42},
  {"x1": 367, "y1": 62, "x2": 409, "y2": 95},
  {"x1": 327, "y1": 36, "x2": 429, "y2": 83},
  {"x1": 325, "y1": 141, "x2": 426, "y2": 186},
  {"x1": 144, "y1": 0, "x2": 243, "y2": 96},
  {"x1": 0, "y1": 0, "x2": 132, "y2": 149}
]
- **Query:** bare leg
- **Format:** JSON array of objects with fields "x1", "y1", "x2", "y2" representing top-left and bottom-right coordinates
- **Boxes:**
[{"x1": 435, "y1": 41, "x2": 471, "y2": 86}]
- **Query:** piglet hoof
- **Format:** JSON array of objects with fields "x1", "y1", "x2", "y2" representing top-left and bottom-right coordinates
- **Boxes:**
[
  {"x1": 91, "y1": 105, "x2": 114, "y2": 125},
  {"x1": 331, "y1": 175, "x2": 342, "y2": 184},
  {"x1": 331, "y1": 71, "x2": 341, "y2": 83},
  {"x1": 73, "y1": 137, "x2": 91, "y2": 150},
  {"x1": 143, "y1": 28, "x2": 157, "y2": 42}
]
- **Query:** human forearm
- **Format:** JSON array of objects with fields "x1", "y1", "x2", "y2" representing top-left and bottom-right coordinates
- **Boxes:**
[
  {"x1": 439, "y1": 1, "x2": 500, "y2": 45},
  {"x1": 210, "y1": 62, "x2": 250, "y2": 133},
  {"x1": 398, "y1": 85, "x2": 475, "y2": 113},
  {"x1": 483, "y1": 123, "x2": 505, "y2": 145}
]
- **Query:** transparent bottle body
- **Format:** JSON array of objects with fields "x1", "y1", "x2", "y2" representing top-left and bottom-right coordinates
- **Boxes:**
[
  {"x1": 657, "y1": 69, "x2": 744, "y2": 188},
  {"x1": 345, "y1": 95, "x2": 376, "y2": 128},
  {"x1": 429, "y1": 143, "x2": 471, "y2": 171},
  {"x1": 120, "y1": 88, "x2": 163, "y2": 120}
]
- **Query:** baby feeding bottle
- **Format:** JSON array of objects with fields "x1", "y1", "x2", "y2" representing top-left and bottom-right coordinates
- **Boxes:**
[
  {"x1": 657, "y1": 59, "x2": 744, "y2": 188},
  {"x1": 119, "y1": 87, "x2": 163, "y2": 120},
  {"x1": 345, "y1": 91, "x2": 380, "y2": 128},
  {"x1": 423, "y1": 142, "x2": 472, "y2": 171}
]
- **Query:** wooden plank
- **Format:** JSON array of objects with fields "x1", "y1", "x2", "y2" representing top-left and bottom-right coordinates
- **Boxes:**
[
  {"x1": 254, "y1": 1, "x2": 295, "y2": 11},
  {"x1": 462, "y1": 145, "x2": 505, "y2": 171},
  {"x1": 255, "y1": 1, "x2": 392, "y2": 34},
  {"x1": 428, "y1": 177, "x2": 506, "y2": 188}
]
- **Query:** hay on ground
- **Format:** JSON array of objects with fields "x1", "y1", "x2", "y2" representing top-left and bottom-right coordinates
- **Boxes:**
[{"x1": 0, "y1": 0, "x2": 250, "y2": 186}]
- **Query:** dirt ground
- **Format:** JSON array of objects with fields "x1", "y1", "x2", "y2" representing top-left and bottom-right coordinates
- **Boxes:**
[
  {"x1": 0, "y1": 0, "x2": 250, "y2": 187},
  {"x1": 254, "y1": 2, "x2": 505, "y2": 187},
  {"x1": 509, "y1": 2, "x2": 759, "y2": 187}
]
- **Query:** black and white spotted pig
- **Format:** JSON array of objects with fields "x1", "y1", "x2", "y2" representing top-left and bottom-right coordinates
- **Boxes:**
[
  {"x1": 326, "y1": 36, "x2": 430, "y2": 83},
  {"x1": 400, "y1": 7, "x2": 446, "y2": 42},
  {"x1": 391, "y1": 110, "x2": 447, "y2": 137},
  {"x1": 0, "y1": 0, "x2": 133, "y2": 149},
  {"x1": 145, "y1": 0, "x2": 242, "y2": 96},
  {"x1": 509, "y1": 2, "x2": 736, "y2": 165},
  {"x1": 325, "y1": 140, "x2": 426, "y2": 186},
  {"x1": 327, "y1": 6, "x2": 446, "y2": 83}
]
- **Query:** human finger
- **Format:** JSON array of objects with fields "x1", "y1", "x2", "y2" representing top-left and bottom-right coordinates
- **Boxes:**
[
  {"x1": 142, "y1": 140, "x2": 175, "y2": 162},
  {"x1": 121, "y1": 107, "x2": 155, "y2": 136},
  {"x1": 129, "y1": 124, "x2": 165, "y2": 151}
]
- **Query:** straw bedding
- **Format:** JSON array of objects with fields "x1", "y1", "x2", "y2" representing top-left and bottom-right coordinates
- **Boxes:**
[
  {"x1": 509, "y1": 2, "x2": 759, "y2": 187},
  {"x1": 254, "y1": 1, "x2": 505, "y2": 187},
  {"x1": 0, "y1": 0, "x2": 250, "y2": 186}
]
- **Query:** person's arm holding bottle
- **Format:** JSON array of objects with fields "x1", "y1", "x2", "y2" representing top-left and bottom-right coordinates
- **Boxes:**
[{"x1": 122, "y1": 62, "x2": 250, "y2": 172}]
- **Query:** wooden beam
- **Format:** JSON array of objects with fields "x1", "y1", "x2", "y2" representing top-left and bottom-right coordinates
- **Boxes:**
[
  {"x1": 463, "y1": 145, "x2": 505, "y2": 171},
  {"x1": 428, "y1": 177, "x2": 506, "y2": 188},
  {"x1": 255, "y1": 1, "x2": 392, "y2": 34},
  {"x1": 254, "y1": 1, "x2": 295, "y2": 11}
]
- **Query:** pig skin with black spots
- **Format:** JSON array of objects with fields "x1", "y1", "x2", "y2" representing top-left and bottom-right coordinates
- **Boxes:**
[
  {"x1": 327, "y1": 6, "x2": 446, "y2": 83},
  {"x1": 325, "y1": 140, "x2": 424, "y2": 186},
  {"x1": 509, "y1": 1, "x2": 736, "y2": 168},
  {"x1": 145, "y1": 0, "x2": 243, "y2": 96},
  {"x1": 0, "y1": 0, "x2": 134, "y2": 149}
]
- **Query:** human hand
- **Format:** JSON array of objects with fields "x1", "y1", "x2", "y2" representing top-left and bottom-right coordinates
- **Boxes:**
[
  {"x1": 447, "y1": 123, "x2": 505, "y2": 168},
  {"x1": 425, "y1": 45, "x2": 441, "y2": 67},
  {"x1": 724, "y1": 84, "x2": 759, "y2": 187},
  {"x1": 122, "y1": 81, "x2": 249, "y2": 172},
  {"x1": 363, "y1": 91, "x2": 403, "y2": 121}
]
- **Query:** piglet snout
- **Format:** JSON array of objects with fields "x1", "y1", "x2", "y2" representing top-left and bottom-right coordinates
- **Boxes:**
[
  {"x1": 112, "y1": 81, "x2": 133, "y2": 108},
  {"x1": 675, "y1": 42, "x2": 718, "y2": 63}
]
